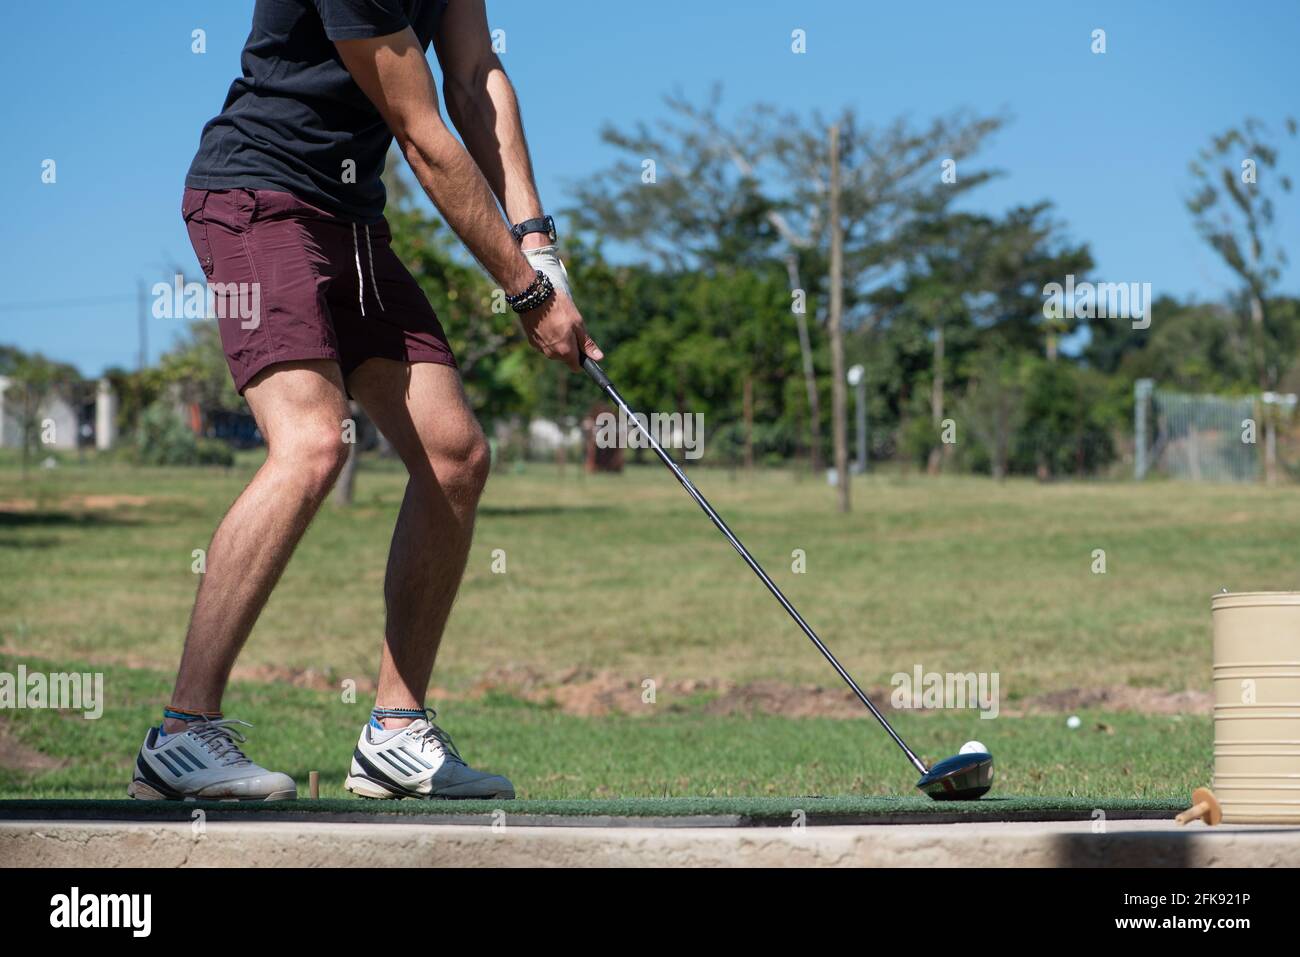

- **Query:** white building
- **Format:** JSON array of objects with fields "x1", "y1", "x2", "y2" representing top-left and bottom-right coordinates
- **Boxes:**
[{"x1": 0, "y1": 374, "x2": 82, "y2": 450}]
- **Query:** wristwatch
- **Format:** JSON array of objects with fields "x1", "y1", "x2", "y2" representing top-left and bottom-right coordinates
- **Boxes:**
[{"x1": 510, "y1": 215, "x2": 557, "y2": 244}]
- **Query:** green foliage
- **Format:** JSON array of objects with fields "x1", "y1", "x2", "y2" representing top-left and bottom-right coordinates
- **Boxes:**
[
  {"x1": 1, "y1": 349, "x2": 82, "y2": 475},
  {"x1": 384, "y1": 198, "x2": 523, "y2": 421},
  {"x1": 1116, "y1": 299, "x2": 1252, "y2": 392},
  {"x1": 102, "y1": 365, "x2": 164, "y2": 437},
  {"x1": 897, "y1": 391, "x2": 939, "y2": 467},
  {"x1": 953, "y1": 346, "x2": 1028, "y2": 478},
  {"x1": 133, "y1": 401, "x2": 233, "y2": 467},
  {"x1": 1186, "y1": 115, "x2": 1298, "y2": 390},
  {"x1": 158, "y1": 321, "x2": 243, "y2": 412},
  {"x1": 1014, "y1": 360, "x2": 1124, "y2": 477},
  {"x1": 75, "y1": 109, "x2": 1291, "y2": 481}
]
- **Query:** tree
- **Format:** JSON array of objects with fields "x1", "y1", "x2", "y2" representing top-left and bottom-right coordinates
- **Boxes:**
[
  {"x1": 1187, "y1": 116, "x2": 1298, "y2": 482},
  {"x1": 955, "y1": 346, "x2": 1026, "y2": 480},
  {"x1": 827, "y1": 123, "x2": 848, "y2": 509},
  {"x1": 1117, "y1": 299, "x2": 1254, "y2": 393},
  {"x1": 384, "y1": 199, "x2": 525, "y2": 421},
  {"x1": 569, "y1": 88, "x2": 1006, "y2": 478},
  {"x1": 1187, "y1": 116, "x2": 1297, "y2": 388},
  {"x1": 861, "y1": 204, "x2": 1092, "y2": 472},
  {"x1": 885, "y1": 213, "x2": 1003, "y2": 473},
  {"x1": 102, "y1": 365, "x2": 165, "y2": 440},
  {"x1": 158, "y1": 320, "x2": 244, "y2": 413},
  {"x1": 2, "y1": 351, "x2": 80, "y2": 478},
  {"x1": 1015, "y1": 360, "x2": 1123, "y2": 479}
]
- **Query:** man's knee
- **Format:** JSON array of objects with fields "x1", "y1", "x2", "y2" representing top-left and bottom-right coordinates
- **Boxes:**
[
  {"x1": 274, "y1": 424, "x2": 350, "y2": 498},
  {"x1": 425, "y1": 430, "x2": 490, "y2": 503}
]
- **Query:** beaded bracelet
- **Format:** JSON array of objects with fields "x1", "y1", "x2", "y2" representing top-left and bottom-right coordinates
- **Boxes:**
[{"x1": 506, "y1": 269, "x2": 555, "y2": 314}]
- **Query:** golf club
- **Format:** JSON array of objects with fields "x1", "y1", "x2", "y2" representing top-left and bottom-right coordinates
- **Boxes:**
[{"x1": 582, "y1": 355, "x2": 993, "y2": 800}]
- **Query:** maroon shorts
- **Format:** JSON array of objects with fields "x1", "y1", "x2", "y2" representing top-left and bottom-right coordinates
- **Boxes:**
[{"x1": 182, "y1": 187, "x2": 456, "y2": 394}]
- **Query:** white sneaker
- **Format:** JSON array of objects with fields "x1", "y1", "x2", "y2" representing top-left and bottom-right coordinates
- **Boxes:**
[
  {"x1": 345, "y1": 713, "x2": 515, "y2": 800},
  {"x1": 128, "y1": 718, "x2": 297, "y2": 801}
]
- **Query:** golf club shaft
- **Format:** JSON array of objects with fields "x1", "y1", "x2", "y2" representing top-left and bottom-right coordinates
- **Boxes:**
[{"x1": 582, "y1": 356, "x2": 929, "y2": 775}]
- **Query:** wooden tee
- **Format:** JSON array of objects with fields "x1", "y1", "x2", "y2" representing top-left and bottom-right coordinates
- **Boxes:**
[{"x1": 1174, "y1": 787, "x2": 1222, "y2": 826}]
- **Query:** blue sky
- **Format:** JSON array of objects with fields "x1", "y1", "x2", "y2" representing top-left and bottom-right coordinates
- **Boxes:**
[{"x1": 1, "y1": 0, "x2": 1297, "y2": 377}]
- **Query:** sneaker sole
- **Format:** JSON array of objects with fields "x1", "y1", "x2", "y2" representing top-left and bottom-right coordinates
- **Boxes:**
[
  {"x1": 344, "y1": 773, "x2": 405, "y2": 800},
  {"x1": 344, "y1": 773, "x2": 514, "y2": 801},
  {"x1": 128, "y1": 779, "x2": 297, "y2": 802}
]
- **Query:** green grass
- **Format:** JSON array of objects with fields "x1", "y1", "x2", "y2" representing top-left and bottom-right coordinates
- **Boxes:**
[
  {"x1": 0, "y1": 653, "x2": 1210, "y2": 801},
  {"x1": 0, "y1": 453, "x2": 1250, "y2": 802},
  {"x1": 2, "y1": 452, "x2": 1292, "y2": 692}
]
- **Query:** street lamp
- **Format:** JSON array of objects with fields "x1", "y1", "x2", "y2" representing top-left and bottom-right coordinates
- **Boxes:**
[{"x1": 847, "y1": 364, "x2": 867, "y2": 473}]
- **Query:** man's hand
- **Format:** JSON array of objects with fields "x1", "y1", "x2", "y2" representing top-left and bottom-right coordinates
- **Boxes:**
[
  {"x1": 520, "y1": 246, "x2": 598, "y2": 370},
  {"x1": 518, "y1": 291, "x2": 602, "y2": 372}
]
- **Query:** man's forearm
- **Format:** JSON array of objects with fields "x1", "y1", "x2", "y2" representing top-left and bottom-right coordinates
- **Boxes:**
[
  {"x1": 443, "y1": 58, "x2": 544, "y2": 231},
  {"x1": 399, "y1": 123, "x2": 536, "y2": 295}
]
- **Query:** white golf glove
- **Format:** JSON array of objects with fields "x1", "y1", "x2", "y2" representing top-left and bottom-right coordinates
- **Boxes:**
[{"x1": 523, "y1": 244, "x2": 573, "y2": 300}]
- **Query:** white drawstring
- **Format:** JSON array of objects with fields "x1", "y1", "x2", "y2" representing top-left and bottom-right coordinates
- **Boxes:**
[
  {"x1": 364, "y1": 224, "x2": 385, "y2": 313},
  {"x1": 350, "y1": 223, "x2": 386, "y2": 318},
  {"x1": 351, "y1": 222, "x2": 366, "y2": 317}
]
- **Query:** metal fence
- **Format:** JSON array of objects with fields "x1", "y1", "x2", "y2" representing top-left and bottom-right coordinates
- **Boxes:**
[{"x1": 1134, "y1": 379, "x2": 1293, "y2": 482}]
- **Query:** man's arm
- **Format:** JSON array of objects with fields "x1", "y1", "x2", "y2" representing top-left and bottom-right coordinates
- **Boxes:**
[
  {"x1": 333, "y1": 29, "x2": 600, "y2": 370},
  {"x1": 431, "y1": 0, "x2": 544, "y2": 245}
]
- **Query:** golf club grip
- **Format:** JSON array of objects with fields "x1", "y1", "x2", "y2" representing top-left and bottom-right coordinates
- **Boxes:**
[
  {"x1": 583, "y1": 360, "x2": 929, "y2": 775},
  {"x1": 581, "y1": 355, "x2": 612, "y2": 391}
]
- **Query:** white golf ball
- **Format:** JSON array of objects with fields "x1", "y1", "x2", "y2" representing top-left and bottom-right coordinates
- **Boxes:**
[
  {"x1": 959, "y1": 740, "x2": 987, "y2": 754},
  {"x1": 1067, "y1": 715, "x2": 1082, "y2": 729}
]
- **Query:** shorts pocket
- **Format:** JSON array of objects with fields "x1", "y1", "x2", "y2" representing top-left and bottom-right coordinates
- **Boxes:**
[{"x1": 182, "y1": 189, "x2": 215, "y2": 278}]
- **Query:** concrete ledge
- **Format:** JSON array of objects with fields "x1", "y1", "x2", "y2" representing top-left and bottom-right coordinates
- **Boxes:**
[{"x1": 4, "y1": 819, "x2": 1300, "y2": 867}]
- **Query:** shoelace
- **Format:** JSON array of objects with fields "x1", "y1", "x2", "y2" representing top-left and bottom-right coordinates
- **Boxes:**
[
  {"x1": 188, "y1": 718, "x2": 255, "y2": 767},
  {"x1": 407, "y1": 709, "x2": 465, "y2": 765}
]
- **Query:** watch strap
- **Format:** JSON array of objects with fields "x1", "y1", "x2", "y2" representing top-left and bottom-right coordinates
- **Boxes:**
[{"x1": 510, "y1": 215, "x2": 556, "y2": 243}]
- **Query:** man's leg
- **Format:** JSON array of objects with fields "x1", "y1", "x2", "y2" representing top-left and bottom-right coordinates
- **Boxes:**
[
  {"x1": 165, "y1": 360, "x2": 351, "y2": 731},
  {"x1": 347, "y1": 358, "x2": 490, "y2": 729}
]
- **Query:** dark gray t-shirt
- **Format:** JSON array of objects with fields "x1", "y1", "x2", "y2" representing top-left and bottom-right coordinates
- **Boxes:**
[{"x1": 186, "y1": 0, "x2": 447, "y2": 222}]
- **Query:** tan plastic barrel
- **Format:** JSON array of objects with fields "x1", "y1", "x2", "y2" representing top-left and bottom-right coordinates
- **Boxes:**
[{"x1": 1212, "y1": 591, "x2": 1300, "y2": 824}]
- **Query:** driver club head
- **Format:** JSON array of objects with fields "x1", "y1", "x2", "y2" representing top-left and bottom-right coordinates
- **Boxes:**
[{"x1": 916, "y1": 751, "x2": 994, "y2": 801}]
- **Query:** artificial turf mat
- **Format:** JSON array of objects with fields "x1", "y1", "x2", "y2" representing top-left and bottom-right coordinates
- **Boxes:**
[{"x1": 0, "y1": 796, "x2": 1184, "y2": 827}]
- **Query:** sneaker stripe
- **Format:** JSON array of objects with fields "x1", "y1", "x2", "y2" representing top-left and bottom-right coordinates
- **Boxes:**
[
  {"x1": 353, "y1": 748, "x2": 388, "y2": 780},
  {"x1": 168, "y1": 751, "x2": 196, "y2": 773},
  {"x1": 135, "y1": 755, "x2": 183, "y2": 797},
  {"x1": 353, "y1": 747, "x2": 418, "y2": 790},
  {"x1": 176, "y1": 746, "x2": 205, "y2": 769},
  {"x1": 155, "y1": 752, "x2": 186, "y2": 776},
  {"x1": 399, "y1": 746, "x2": 433, "y2": 770},
  {"x1": 379, "y1": 751, "x2": 418, "y2": 776}
]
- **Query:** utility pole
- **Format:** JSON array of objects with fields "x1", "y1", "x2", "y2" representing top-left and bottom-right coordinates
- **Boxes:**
[
  {"x1": 788, "y1": 255, "x2": 823, "y2": 475},
  {"x1": 828, "y1": 124, "x2": 849, "y2": 513},
  {"x1": 742, "y1": 374, "x2": 754, "y2": 471},
  {"x1": 137, "y1": 278, "x2": 148, "y2": 371}
]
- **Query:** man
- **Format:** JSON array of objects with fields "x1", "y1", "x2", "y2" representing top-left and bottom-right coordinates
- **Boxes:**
[{"x1": 130, "y1": 0, "x2": 600, "y2": 802}]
